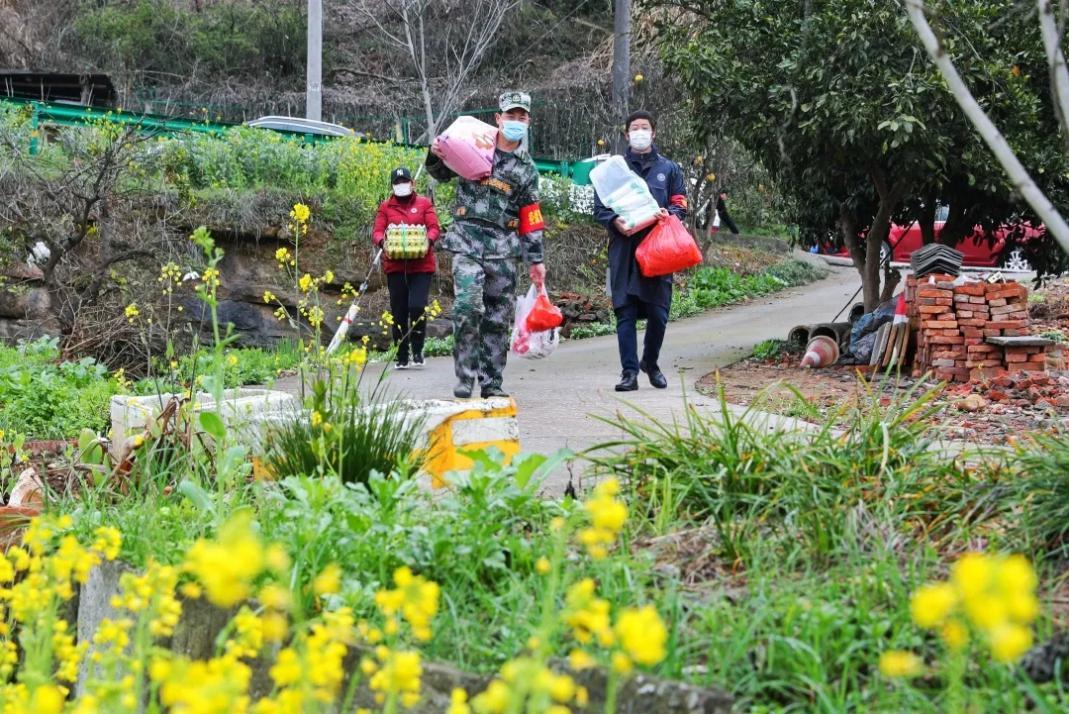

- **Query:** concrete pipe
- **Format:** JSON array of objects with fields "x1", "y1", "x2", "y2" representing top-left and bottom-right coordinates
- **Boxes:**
[
  {"x1": 808, "y1": 322, "x2": 853, "y2": 346},
  {"x1": 787, "y1": 325, "x2": 811, "y2": 349}
]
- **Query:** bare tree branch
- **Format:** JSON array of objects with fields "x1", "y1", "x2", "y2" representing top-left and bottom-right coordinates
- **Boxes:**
[{"x1": 1038, "y1": 0, "x2": 1069, "y2": 146}]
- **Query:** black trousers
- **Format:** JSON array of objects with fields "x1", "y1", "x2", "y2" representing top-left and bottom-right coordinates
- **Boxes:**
[
  {"x1": 386, "y1": 271, "x2": 432, "y2": 361},
  {"x1": 614, "y1": 296, "x2": 669, "y2": 374},
  {"x1": 720, "y1": 212, "x2": 740, "y2": 235}
]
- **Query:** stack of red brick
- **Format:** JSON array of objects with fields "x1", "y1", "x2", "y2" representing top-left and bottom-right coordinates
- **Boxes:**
[{"x1": 904, "y1": 274, "x2": 1043, "y2": 382}]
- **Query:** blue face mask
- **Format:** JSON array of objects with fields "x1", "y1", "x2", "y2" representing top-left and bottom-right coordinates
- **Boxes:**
[{"x1": 502, "y1": 120, "x2": 528, "y2": 142}]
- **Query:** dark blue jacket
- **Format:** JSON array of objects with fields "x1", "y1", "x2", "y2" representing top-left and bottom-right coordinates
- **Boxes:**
[{"x1": 593, "y1": 147, "x2": 688, "y2": 309}]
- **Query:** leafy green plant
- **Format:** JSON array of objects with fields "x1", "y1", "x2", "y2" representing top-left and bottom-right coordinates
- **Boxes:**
[
  {"x1": 265, "y1": 372, "x2": 426, "y2": 488},
  {"x1": 1011, "y1": 431, "x2": 1069, "y2": 559},
  {"x1": 0, "y1": 338, "x2": 123, "y2": 439},
  {"x1": 421, "y1": 335, "x2": 454, "y2": 357},
  {"x1": 751, "y1": 339, "x2": 786, "y2": 360},
  {"x1": 567, "y1": 321, "x2": 617, "y2": 340},
  {"x1": 133, "y1": 342, "x2": 302, "y2": 395}
]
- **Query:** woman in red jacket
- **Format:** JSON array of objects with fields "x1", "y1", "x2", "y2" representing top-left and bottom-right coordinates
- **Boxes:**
[{"x1": 372, "y1": 166, "x2": 441, "y2": 368}]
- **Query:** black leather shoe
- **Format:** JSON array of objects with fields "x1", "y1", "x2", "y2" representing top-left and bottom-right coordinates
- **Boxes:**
[
  {"x1": 453, "y1": 380, "x2": 474, "y2": 399},
  {"x1": 481, "y1": 386, "x2": 509, "y2": 399},
  {"x1": 615, "y1": 371, "x2": 639, "y2": 392},
  {"x1": 641, "y1": 360, "x2": 668, "y2": 389}
]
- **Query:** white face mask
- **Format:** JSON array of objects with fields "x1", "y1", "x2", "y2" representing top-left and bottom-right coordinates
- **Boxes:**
[
  {"x1": 628, "y1": 129, "x2": 653, "y2": 151},
  {"x1": 393, "y1": 182, "x2": 413, "y2": 197}
]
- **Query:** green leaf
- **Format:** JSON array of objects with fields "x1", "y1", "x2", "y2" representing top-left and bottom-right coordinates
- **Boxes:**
[
  {"x1": 177, "y1": 479, "x2": 214, "y2": 514},
  {"x1": 199, "y1": 410, "x2": 226, "y2": 441}
]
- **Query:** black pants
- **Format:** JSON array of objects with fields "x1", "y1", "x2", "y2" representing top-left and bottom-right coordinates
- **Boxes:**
[
  {"x1": 386, "y1": 272, "x2": 432, "y2": 361},
  {"x1": 614, "y1": 296, "x2": 669, "y2": 374},
  {"x1": 720, "y1": 212, "x2": 740, "y2": 235}
]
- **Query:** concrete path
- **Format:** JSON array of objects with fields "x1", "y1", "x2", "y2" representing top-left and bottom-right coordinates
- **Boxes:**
[{"x1": 279, "y1": 260, "x2": 861, "y2": 491}]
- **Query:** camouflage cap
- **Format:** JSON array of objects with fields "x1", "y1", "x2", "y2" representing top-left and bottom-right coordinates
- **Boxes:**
[{"x1": 499, "y1": 90, "x2": 531, "y2": 113}]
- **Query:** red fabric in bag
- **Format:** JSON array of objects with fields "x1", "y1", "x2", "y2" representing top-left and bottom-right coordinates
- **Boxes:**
[
  {"x1": 525, "y1": 288, "x2": 564, "y2": 331},
  {"x1": 635, "y1": 215, "x2": 703, "y2": 277}
]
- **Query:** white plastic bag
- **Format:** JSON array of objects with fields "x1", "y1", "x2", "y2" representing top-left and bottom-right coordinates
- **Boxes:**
[
  {"x1": 590, "y1": 156, "x2": 661, "y2": 232},
  {"x1": 511, "y1": 285, "x2": 559, "y2": 359}
]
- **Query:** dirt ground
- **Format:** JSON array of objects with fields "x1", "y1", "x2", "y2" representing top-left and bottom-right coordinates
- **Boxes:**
[{"x1": 698, "y1": 277, "x2": 1069, "y2": 443}]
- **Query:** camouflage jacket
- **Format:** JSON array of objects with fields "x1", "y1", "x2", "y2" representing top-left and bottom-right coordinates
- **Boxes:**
[{"x1": 425, "y1": 147, "x2": 545, "y2": 263}]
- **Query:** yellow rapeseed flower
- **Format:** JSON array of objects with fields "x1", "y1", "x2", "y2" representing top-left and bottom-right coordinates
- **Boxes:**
[
  {"x1": 988, "y1": 623, "x2": 1033, "y2": 663},
  {"x1": 535, "y1": 557, "x2": 551, "y2": 575},
  {"x1": 910, "y1": 582, "x2": 957, "y2": 629},
  {"x1": 447, "y1": 688, "x2": 472, "y2": 714},
  {"x1": 124, "y1": 303, "x2": 140, "y2": 322},
  {"x1": 878, "y1": 650, "x2": 924, "y2": 678},
  {"x1": 182, "y1": 513, "x2": 265, "y2": 607},
  {"x1": 263, "y1": 290, "x2": 277, "y2": 304},
  {"x1": 291, "y1": 203, "x2": 311, "y2": 224},
  {"x1": 614, "y1": 605, "x2": 668, "y2": 666},
  {"x1": 314, "y1": 563, "x2": 341, "y2": 597},
  {"x1": 568, "y1": 649, "x2": 595, "y2": 670},
  {"x1": 270, "y1": 648, "x2": 302, "y2": 687}
]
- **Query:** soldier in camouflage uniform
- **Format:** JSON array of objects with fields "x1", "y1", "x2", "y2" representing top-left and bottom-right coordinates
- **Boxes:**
[{"x1": 426, "y1": 91, "x2": 547, "y2": 399}]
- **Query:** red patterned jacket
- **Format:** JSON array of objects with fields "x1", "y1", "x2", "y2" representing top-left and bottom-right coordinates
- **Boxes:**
[{"x1": 371, "y1": 194, "x2": 441, "y2": 274}]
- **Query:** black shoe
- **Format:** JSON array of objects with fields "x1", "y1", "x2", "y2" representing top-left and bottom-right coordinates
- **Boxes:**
[
  {"x1": 641, "y1": 360, "x2": 668, "y2": 389},
  {"x1": 615, "y1": 371, "x2": 639, "y2": 392},
  {"x1": 453, "y1": 380, "x2": 474, "y2": 399},
  {"x1": 481, "y1": 386, "x2": 509, "y2": 399},
  {"x1": 412, "y1": 353, "x2": 425, "y2": 367},
  {"x1": 395, "y1": 359, "x2": 410, "y2": 371}
]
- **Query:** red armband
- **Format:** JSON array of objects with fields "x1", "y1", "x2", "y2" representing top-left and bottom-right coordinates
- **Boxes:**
[
  {"x1": 519, "y1": 203, "x2": 545, "y2": 235},
  {"x1": 670, "y1": 194, "x2": 688, "y2": 209}
]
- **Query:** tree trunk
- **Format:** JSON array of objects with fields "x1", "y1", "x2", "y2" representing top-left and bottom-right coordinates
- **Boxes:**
[
  {"x1": 918, "y1": 194, "x2": 936, "y2": 245},
  {"x1": 612, "y1": 0, "x2": 631, "y2": 151},
  {"x1": 860, "y1": 171, "x2": 905, "y2": 311},
  {"x1": 939, "y1": 201, "x2": 971, "y2": 246}
]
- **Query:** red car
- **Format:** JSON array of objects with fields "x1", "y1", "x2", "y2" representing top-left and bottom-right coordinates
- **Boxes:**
[{"x1": 835, "y1": 207, "x2": 1038, "y2": 270}]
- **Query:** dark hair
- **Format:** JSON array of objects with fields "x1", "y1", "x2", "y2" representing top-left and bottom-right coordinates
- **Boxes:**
[{"x1": 624, "y1": 110, "x2": 656, "y2": 132}]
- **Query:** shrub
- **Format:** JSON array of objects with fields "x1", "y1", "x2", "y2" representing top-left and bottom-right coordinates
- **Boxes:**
[
  {"x1": 751, "y1": 338, "x2": 785, "y2": 360},
  {"x1": 265, "y1": 375, "x2": 426, "y2": 487}
]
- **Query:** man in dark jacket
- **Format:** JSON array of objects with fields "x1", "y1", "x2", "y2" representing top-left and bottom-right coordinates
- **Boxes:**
[{"x1": 593, "y1": 110, "x2": 688, "y2": 391}]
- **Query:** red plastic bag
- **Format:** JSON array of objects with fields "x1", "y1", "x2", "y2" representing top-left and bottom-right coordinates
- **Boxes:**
[
  {"x1": 525, "y1": 286, "x2": 564, "y2": 332},
  {"x1": 635, "y1": 215, "x2": 703, "y2": 277},
  {"x1": 512, "y1": 285, "x2": 559, "y2": 359}
]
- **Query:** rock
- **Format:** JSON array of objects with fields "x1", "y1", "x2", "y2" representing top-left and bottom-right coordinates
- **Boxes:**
[
  {"x1": 0, "y1": 317, "x2": 59, "y2": 343},
  {"x1": 8, "y1": 467, "x2": 43, "y2": 508},
  {"x1": 955, "y1": 394, "x2": 988, "y2": 412}
]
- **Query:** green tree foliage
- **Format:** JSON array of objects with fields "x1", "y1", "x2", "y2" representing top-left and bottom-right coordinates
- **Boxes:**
[{"x1": 656, "y1": 0, "x2": 1069, "y2": 309}]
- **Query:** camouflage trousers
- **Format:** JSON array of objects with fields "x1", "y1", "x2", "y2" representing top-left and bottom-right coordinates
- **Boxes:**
[{"x1": 451, "y1": 254, "x2": 519, "y2": 390}]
